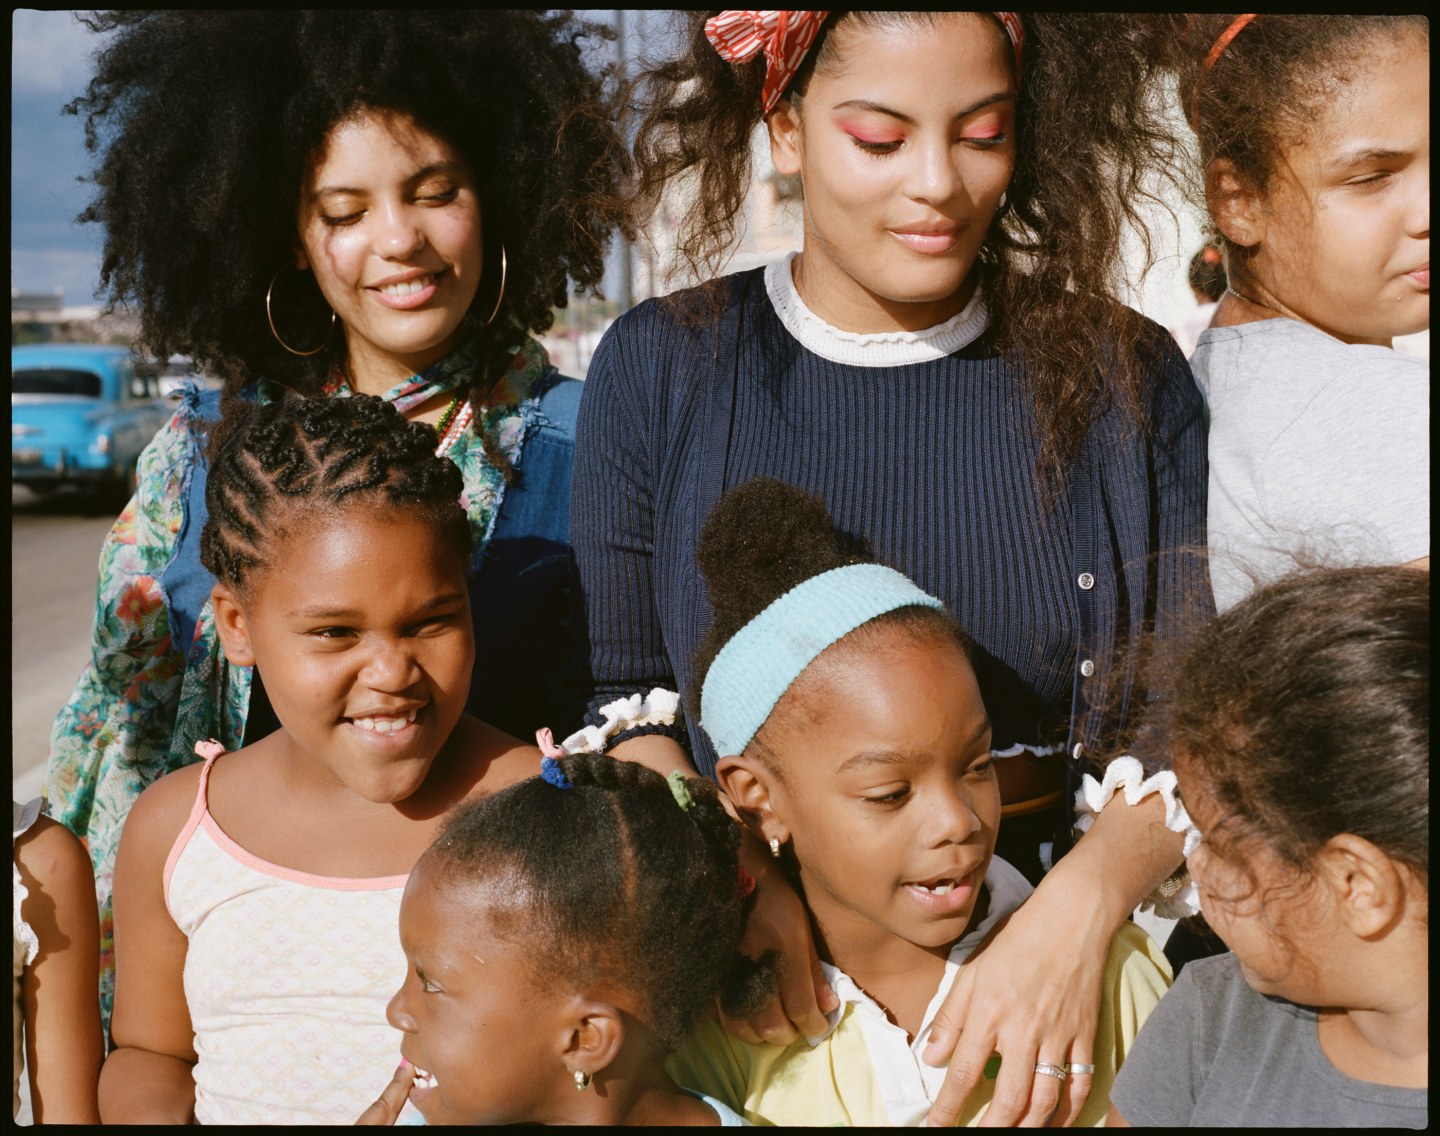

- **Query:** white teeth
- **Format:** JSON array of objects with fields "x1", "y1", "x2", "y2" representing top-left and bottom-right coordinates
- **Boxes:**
[
  {"x1": 351, "y1": 711, "x2": 417, "y2": 734},
  {"x1": 378, "y1": 276, "x2": 433, "y2": 296},
  {"x1": 412, "y1": 1068, "x2": 438, "y2": 1089},
  {"x1": 914, "y1": 882, "x2": 955, "y2": 895}
]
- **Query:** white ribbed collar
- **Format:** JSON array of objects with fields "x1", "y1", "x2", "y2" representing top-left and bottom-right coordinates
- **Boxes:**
[{"x1": 764, "y1": 251, "x2": 990, "y2": 368}]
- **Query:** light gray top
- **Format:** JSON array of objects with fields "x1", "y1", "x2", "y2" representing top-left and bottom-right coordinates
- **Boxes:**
[
  {"x1": 1191, "y1": 318, "x2": 1429, "y2": 611},
  {"x1": 1111, "y1": 952, "x2": 1428, "y2": 1128}
]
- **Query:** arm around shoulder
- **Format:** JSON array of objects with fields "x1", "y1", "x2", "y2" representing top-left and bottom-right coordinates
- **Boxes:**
[
  {"x1": 99, "y1": 766, "x2": 205, "y2": 1123},
  {"x1": 15, "y1": 816, "x2": 104, "y2": 1123}
]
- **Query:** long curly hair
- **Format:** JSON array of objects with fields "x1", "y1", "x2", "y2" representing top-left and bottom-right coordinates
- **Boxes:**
[
  {"x1": 624, "y1": 12, "x2": 1192, "y2": 482},
  {"x1": 67, "y1": 10, "x2": 629, "y2": 411}
]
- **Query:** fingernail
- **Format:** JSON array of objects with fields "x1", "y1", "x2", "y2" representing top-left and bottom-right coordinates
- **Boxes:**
[{"x1": 399, "y1": 1057, "x2": 410, "y2": 1069}]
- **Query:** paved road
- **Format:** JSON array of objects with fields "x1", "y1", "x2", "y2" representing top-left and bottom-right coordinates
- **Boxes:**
[{"x1": 11, "y1": 485, "x2": 118, "y2": 804}]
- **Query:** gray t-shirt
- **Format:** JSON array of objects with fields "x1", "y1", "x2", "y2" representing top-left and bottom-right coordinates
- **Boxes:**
[
  {"x1": 1111, "y1": 953, "x2": 1428, "y2": 1128},
  {"x1": 1192, "y1": 318, "x2": 1429, "y2": 612}
]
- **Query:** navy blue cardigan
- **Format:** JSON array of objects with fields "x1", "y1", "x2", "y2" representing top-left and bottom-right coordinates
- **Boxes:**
[{"x1": 569, "y1": 271, "x2": 1210, "y2": 842}]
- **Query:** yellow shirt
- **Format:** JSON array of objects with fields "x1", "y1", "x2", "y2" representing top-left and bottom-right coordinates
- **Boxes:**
[{"x1": 669, "y1": 860, "x2": 1171, "y2": 1127}]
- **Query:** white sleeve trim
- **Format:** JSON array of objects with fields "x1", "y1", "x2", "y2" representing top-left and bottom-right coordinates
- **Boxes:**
[
  {"x1": 1072, "y1": 756, "x2": 1202, "y2": 919},
  {"x1": 13, "y1": 796, "x2": 45, "y2": 967},
  {"x1": 559, "y1": 688, "x2": 682, "y2": 755}
]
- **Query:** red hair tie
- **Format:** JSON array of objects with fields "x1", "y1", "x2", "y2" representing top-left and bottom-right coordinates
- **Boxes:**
[
  {"x1": 1204, "y1": 13, "x2": 1257, "y2": 73},
  {"x1": 1192, "y1": 14, "x2": 1257, "y2": 129},
  {"x1": 705, "y1": 11, "x2": 1024, "y2": 118}
]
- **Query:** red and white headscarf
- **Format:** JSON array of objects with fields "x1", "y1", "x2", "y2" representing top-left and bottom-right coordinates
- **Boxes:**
[{"x1": 704, "y1": 10, "x2": 1026, "y2": 117}]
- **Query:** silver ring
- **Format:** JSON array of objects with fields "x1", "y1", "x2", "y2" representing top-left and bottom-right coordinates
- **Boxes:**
[
  {"x1": 1066, "y1": 1062, "x2": 1096, "y2": 1076},
  {"x1": 1034, "y1": 1062, "x2": 1068, "y2": 1082}
]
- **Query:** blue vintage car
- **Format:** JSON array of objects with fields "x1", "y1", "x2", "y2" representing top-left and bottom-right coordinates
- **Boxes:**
[{"x1": 11, "y1": 343, "x2": 173, "y2": 507}]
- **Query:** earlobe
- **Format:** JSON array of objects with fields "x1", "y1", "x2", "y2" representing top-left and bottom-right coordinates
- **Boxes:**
[
  {"x1": 767, "y1": 100, "x2": 803, "y2": 178},
  {"x1": 211, "y1": 583, "x2": 257, "y2": 667},
  {"x1": 1322, "y1": 833, "x2": 1404, "y2": 940},
  {"x1": 1205, "y1": 158, "x2": 1263, "y2": 249},
  {"x1": 561, "y1": 998, "x2": 624, "y2": 1085},
  {"x1": 715, "y1": 755, "x2": 787, "y2": 847}
]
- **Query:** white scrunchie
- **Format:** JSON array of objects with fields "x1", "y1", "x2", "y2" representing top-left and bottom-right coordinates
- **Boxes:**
[
  {"x1": 1073, "y1": 756, "x2": 1201, "y2": 919},
  {"x1": 558, "y1": 689, "x2": 682, "y2": 756}
]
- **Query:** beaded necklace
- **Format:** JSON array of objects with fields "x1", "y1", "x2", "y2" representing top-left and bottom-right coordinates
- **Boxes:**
[{"x1": 433, "y1": 392, "x2": 463, "y2": 436}]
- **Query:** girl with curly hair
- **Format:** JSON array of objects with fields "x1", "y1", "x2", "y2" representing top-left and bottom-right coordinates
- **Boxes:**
[
  {"x1": 1109, "y1": 566, "x2": 1428, "y2": 1126},
  {"x1": 569, "y1": 11, "x2": 1208, "y2": 1126},
  {"x1": 41, "y1": 8, "x2": 626, "y2": 1018},
  {"x1": 1178, "y1": 15, "x2": 1429, "y2": 613}
]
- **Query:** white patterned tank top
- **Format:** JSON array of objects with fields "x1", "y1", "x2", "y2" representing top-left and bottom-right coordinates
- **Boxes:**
[{"x1": 164, "y1": 743, "x2": 415, "y2": 1125}]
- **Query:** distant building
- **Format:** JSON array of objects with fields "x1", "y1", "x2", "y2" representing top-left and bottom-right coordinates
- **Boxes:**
[{"x1": 11, "y1": 287, "x2": 138, "y2": 345}]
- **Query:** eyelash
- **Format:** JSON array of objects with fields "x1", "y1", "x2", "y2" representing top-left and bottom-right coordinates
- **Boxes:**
[
  {"x1": 1347, "y1": 172, "x2": 1392, "y2": 189},
  {"x1": 319, "y1": 187, "x2": 461, "y2": 226},
  {"x1": 849, "y1": 133, "x2": 1008, "y2": 158},
  {"x1": 863, "y1": 759, "x2": 995, "y2": 804}
]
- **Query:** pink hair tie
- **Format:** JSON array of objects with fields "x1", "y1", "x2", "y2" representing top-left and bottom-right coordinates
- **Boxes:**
[
  {"x1": 535, "y1": 727, "x2": 566, "y2": 760},
  {"x1": 705, "y1": 11, "x2": 1025, "y2": 117}
]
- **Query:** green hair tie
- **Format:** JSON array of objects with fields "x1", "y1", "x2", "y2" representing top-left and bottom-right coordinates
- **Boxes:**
[{"x1": 666, "y1": 770, "x2": 696, "y2": 812}]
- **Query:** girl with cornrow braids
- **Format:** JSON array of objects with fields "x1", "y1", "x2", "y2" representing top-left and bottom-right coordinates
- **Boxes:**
[
  {"x1": 42, "y1": 9, "x2": 628, "y2": 1025},
  {"x1": 571, "y1": 10, "x2": 1206, "y2": 1126},
  {"x1": 101, "y1": 394, "x2": 543, "y2": 1124},
  {"x1": 361, "y1": 753, "x2": 761, "y2": 1125}
]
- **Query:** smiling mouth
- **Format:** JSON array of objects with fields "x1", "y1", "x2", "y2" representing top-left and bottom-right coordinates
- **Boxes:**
[
  {"x1": 376, "y1": 274, "x2": 438, "y2": 297},
  {"x1": 412, "y1": 1065, "x2": 438, "y2": 1090},
  {"x1": 348, "y1": 710, "x2": 419, "y2": 734}
]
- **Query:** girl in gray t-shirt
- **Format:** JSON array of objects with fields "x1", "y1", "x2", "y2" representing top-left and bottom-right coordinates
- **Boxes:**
[
  {"x1": 1180, "y1": 15, "x2": 1430, "y2": 613},
  {"x1": 1108, "y1": 566, "x2": 1428, "y2": 1127}
]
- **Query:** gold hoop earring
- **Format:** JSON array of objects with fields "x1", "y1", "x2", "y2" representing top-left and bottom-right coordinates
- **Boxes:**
[
  {"x1": 265, "y1": 266, "x2": 336, "y2": 357},
  {"x1": 769, "y1": 836, "x2": 782, "y2": 859},
  {"x1": 574, "y1": 1069, "x2": 591, "y2": 1093},
  {"x1": 483, "y1": 242, "x2": 507, "y2": 327}
]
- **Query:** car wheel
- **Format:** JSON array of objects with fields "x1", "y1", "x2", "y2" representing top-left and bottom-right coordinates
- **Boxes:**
[{"x1": 94, "y1": 463, "x2": 139, "y2": 516}]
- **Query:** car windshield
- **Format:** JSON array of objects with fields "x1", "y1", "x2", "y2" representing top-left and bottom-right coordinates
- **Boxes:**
[{"x1": 12, "y1": 368, "x2": 103, "y2": 398}]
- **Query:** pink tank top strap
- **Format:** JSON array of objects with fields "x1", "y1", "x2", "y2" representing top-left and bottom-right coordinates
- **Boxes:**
[{"x1": 162, "y1": 740, "x2": 228, "y2": 902}]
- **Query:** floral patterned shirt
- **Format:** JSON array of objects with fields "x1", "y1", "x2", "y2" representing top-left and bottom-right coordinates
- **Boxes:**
[{"x1": 43, "y1": 338, "x2": 555, "y2": 1016}]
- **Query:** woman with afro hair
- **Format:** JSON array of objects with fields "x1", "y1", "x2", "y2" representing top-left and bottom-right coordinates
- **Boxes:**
[{"x1": 42, "y1": 9, "x2": 628, "y2": 1019}]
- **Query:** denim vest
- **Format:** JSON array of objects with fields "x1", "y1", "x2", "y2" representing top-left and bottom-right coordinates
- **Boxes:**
[{"x1": 159, "y1": 376, "x2": 580, "y2": 743}]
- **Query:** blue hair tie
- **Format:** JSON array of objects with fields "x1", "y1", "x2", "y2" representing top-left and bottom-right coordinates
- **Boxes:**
[{"x1": 540, "y1": 756, "x2": 573, "y2": 790}]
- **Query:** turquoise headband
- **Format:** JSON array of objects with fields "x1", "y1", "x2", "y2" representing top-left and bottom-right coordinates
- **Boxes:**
[{"x1": 699, "y1": 563, "x2": 947, "y2": 757}]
